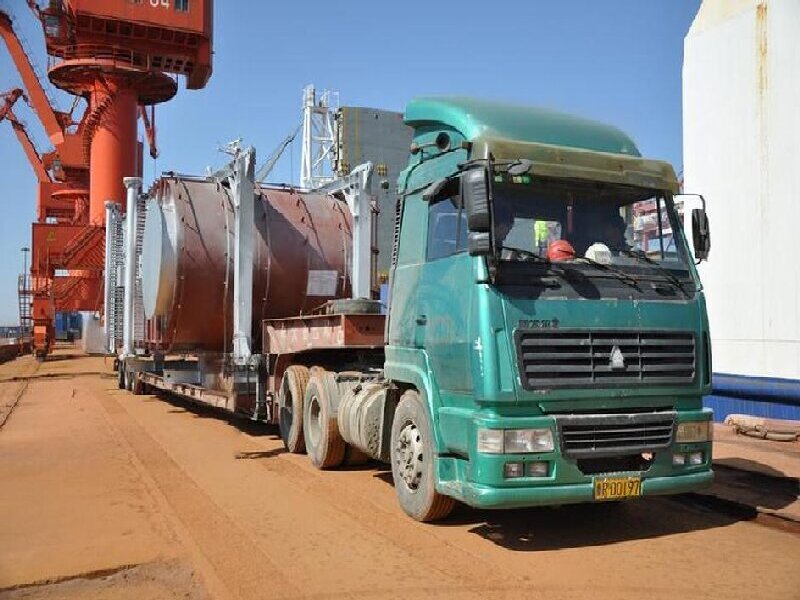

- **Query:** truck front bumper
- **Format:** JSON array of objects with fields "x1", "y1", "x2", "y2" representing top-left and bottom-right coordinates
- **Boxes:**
[
  {"x1": 434, "y1": 406, "x2": 714, "y2": 509},
  {"x1": 441, "y1": 469, "x2": 714, "y2": 509}
]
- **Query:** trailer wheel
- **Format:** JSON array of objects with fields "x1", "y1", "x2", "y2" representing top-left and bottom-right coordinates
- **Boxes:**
[
  {"x1": 303, "y1": 371, "x2": 346, "y2": 469},
  {"x1": 132, "y1": 374, "x2": 144, "y2": 396},
  {"x1": 279, "y1": 365, "x2": 310, "y2": 453},
  {"x1": 390, "y1": 390, "x2": 455, "y2": 522}
]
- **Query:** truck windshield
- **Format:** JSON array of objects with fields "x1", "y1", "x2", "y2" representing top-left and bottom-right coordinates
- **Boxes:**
[{"x1": 492, "y1": 178, "x2": 693, "y2": 282}]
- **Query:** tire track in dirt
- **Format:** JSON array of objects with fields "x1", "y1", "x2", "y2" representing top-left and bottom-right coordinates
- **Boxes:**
[
  {"x1": 94, "y1": 377, "x2": 800, "y2": 600},
  {"x1": 93, "y1": 389, "x2": 300, "y2": 600},
  {"x1": 0, "y1": 360, "x2": 39, "y2": 430},
  {"x1": 231, "y1": 427, "x2": 523, "y2": 586},
  {"x1": 99, "y1": 383, "x2": 527, "y2": 597}
]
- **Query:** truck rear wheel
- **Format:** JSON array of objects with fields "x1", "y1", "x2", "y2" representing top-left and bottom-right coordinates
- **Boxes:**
[
  {"x1": 390, "y1": 390, "x2": 455, "y2": 522},
  {"x1": 279, "y1": 365, "x2": 309, "y2": 453},
  {"x1": 303, "y1": 371, "x2": 346, "y2": 469}
]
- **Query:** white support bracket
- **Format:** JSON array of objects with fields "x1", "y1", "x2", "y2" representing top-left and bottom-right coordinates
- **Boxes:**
[
  {"x1": 320, "y1": 162, "x2": 374, "y2": 299},
  {"x1": 227, "y1": 145, "x2": 256, "y2": 366}
]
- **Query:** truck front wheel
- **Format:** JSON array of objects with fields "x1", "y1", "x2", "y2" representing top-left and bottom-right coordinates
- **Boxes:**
[
  {"x1": 279, "y1": 365, "x2": 309, "y2": 453},
  {"x1": 390, "y1": 390, "x2": 455, "y2": 522}
]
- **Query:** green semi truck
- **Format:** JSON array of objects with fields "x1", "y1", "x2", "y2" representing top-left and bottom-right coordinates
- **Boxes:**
[{"x1": 121, "y1": 97, "x2": 714, "y2": 522}]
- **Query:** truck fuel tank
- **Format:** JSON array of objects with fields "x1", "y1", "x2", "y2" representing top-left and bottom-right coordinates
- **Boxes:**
[{"x1": 337, "y1": 379, "x2": 390, "y2": 461}]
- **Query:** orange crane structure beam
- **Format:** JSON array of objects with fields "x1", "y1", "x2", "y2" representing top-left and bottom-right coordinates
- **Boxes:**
[
  {"x1": 0, "y1": 89, "x2": 52, "y2": 184},
  {"x1": 0, "y1": 11, "x2": 64, "y2": 145},
  {"x1": 0, "y1": 1, "x2": 213, "y2": 359}
]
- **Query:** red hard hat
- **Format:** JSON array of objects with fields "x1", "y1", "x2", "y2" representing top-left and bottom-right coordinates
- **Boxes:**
[{"x1": 547, "y1": 239, "x2": 576, "y2": 262}]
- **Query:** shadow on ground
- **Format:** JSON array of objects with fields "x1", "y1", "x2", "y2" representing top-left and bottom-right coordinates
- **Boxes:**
[
  {"x1": 710, "y1": 461, "x2": 799, "y2": 512},
  {"x1": 140, "y1": 389, "x2": 278, "y2": 439},
  {"x1": 41, "y1": 353, "x2": 82, "y2": 363},
  {"x1": 368, "y1": 466, "x2": 759, "y2": 550}
]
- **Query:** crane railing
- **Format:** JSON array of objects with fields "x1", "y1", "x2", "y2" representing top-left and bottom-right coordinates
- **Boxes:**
[{"x1": 48, "y1": 43, "x2": 194, "y2": 75}]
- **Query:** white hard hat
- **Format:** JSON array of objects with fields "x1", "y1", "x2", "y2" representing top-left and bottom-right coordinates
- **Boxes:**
[{"x1": 585, "y1": 242, "x2": 612, "y2": 264}]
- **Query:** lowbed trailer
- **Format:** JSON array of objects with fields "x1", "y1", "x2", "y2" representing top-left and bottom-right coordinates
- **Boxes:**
[{"x1": 117, "y1": 97, "x2": 716, "y2": 522}]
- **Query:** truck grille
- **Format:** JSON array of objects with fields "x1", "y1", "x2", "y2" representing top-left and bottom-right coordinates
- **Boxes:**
[
  {"x1": 515, "y1": 329, "x2": 696, "y2": 389},
  {"x1": 557, "y1": 412, "x2": 675, "y2": 458}
]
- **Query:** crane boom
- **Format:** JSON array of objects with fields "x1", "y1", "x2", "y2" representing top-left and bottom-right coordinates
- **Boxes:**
[
  {"x1": 139, "y1": 105, "x2": 158, "y2": 159},
  {"x1": 0, "y1": 9, "x2": 64, "y2": 145},
  {"x1": 256, "y1": 124, "x2": 302, "y2": 183},
  {"x1": 0, "y1": 89, "x2": 51, "y2": 183}
]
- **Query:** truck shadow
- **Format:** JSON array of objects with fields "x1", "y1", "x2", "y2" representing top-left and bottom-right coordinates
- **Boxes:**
[
  {"x1": 371, "y1": 466, "x2": 793, "y2": 551},
  {"x1": 447, "y1": 497, "x2": 758, "y2": 551},
  {"x1": 147, "y1": 389, "x2": 277, "y2": 438},
  {"x1": 709, "y1": 461, "x2": 799, "y2": 513}
]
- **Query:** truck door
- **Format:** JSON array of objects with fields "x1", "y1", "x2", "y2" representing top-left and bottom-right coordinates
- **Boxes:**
[{"x1": 417, "y1": 195, "x2": 473, "y2": 396}]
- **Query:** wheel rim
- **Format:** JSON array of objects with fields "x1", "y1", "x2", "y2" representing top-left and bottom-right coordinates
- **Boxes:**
[
  {"x1": 280, "y1": 379, "x2": 293, "y2": 434},
  {"x1": 307, "y1": 394, "x2": 321, "y2": 447},
  {"x1": 396, "y1": 420, "x2": 424, "y2": 492}
]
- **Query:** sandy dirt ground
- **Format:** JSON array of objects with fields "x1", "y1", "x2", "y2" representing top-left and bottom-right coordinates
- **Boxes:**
[{"x1": 1, "y1": 347, "x2": 798, "y2": 600}]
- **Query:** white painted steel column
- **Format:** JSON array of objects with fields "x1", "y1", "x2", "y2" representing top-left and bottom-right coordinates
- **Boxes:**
[
  {"x1": 300, "y1": 85, "x2": 315, "y2": 190},
  {"x1": 346, "y1": 163, "x2": 374, "y2": 299},
  {"x1": 231, "y1": 147, "x2": 256, "y2": 365},
  {"x1": 103, "y1": 200, "x2": 116, "y2": 352},
  {"x1": 121, "y1": 177, "x2": 141, "y2": 358},
  {"x1": 318, "y1": 162, "x2": 374, "y2": 299}
]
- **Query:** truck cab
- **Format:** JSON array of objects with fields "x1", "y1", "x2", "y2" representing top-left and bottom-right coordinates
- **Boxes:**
[{"x1": 384, "y1": 97, "x2": 713, "y2": 519}]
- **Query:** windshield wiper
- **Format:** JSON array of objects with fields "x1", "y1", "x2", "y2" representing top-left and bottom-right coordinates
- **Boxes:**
[
  {"x1": 620, "y1": 249, "x2": 688, "y2": 295},
  {"x1": 499, "y1": 247, "x2": 639, "y2": 289},
  {"x1": 574, "y1": 256, "x2": 641, "y2": 289}
]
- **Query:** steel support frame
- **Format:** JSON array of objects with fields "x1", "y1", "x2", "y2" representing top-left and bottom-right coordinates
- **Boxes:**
[
  {"x1": 121, "y1": 177, "x2": 141, "y2": 358},
  {"x1": 300, "y1": 84, "x2": 337, "y2": 190},
  {"x1": 104, "y1": 200, "x2": 117, "y2": 352},
  {"x1": 223, "y1": 145, "x2": 257, "y2": 366},
  {"x1": 320, "y1": 162, "x2": 374, "y2": 299}
]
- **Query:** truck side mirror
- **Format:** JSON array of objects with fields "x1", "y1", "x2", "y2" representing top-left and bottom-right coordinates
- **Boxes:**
[
  {"x1": 462, "y1": 168, "x2": 491, "y2": 231},
  {"x1": 468, "y1": 231, "x2": 492, "y2": 256},
  {"x1": 691, "y1": 208, "x2": 711, "y2": 260}
]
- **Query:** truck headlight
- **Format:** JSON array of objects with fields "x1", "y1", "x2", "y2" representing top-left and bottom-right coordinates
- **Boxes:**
[
  {"x1": 477, "y1": 428, "x2": 555, "y2": 454},
  {"x1": 676, "y1": 421, "x2": 712, "y2": 443},
  {"x1": 504, "y1": 428, "x2": 554, "y2": 453},
  {"x1": 477, "y1": 429, "x2": 504, "y2": 454}
]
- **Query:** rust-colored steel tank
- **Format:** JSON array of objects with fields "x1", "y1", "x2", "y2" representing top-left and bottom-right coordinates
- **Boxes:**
[{"x1": 141, "y1": 175, "x2": 352, "y2": 352}]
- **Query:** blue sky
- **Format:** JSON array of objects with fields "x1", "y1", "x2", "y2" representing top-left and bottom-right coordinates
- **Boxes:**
[{"x1": 0, "y1": 0, "x2": 700, "y2": 324}]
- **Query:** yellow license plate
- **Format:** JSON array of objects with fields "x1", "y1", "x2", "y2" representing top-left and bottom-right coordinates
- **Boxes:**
[{"x1": 594, "y1": 476, "x2": 641, "y2": 501}]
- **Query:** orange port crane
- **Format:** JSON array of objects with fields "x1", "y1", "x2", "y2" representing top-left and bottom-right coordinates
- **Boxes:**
[{"x1": 0, "y1": 0, "x2": 213, "y2": 359}]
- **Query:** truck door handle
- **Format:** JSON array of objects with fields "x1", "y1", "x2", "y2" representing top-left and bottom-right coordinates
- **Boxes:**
[{"x1": 416, "y1": 314, "x2": 427, "y2": 326}]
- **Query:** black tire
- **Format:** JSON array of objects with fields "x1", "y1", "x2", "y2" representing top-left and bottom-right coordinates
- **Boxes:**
[
  {"x1": 132, "y1": 374, "x2": 144, "y2": 396},
  {"x1": 279, "y1": 365, "x2": 309, "y2": 453},
  {"x1": 390, "y1": 390, "x2": 455, "y2": 522},
  {"x1": 303, "y1": 371, "x2": 346, "y2": 469}
]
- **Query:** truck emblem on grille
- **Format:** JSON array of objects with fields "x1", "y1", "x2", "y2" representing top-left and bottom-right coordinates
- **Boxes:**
[
  {"x1": 610, "y1": 345, "x2": 626, "y2": 370},
  {"x1": 519, "y1": 318, "x2": 560, "y2": 329}
]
